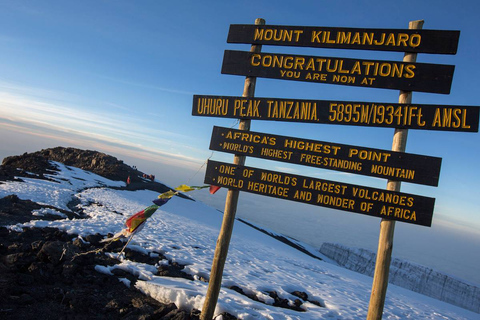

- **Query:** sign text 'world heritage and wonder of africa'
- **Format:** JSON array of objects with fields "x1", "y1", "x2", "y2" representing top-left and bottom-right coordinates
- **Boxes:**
[
  {"x1": 227, "y1": 25, "x2": 460, "y2": 54},
  {"x1": 210, "y1": 126, "x2": 442, "y2": 186},
  {"x1": 192, "y1": 95, "x2": 479, "y2": 132},
  {"x1": 221, "y1": 50, "x2": 455, "y2": 94},
  {"x1": 205, "y1": 160, "x2": 435, "y2": 227}
]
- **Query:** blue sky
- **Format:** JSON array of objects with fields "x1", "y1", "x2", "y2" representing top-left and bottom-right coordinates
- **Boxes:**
[{"x1": 0, "y1": 0, "x2": 479, "y2": 265}]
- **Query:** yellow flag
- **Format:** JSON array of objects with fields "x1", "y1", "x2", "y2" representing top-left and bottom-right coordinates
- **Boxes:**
[
  {"x1": 158, "y1": 185, "x2": 209, "y2": 199},
  {"x1": 158, "y1": 190, "x2": 178, "y2": 199},
  {"x1": 175, "y1": 184, "x2": 210, "y2": 192},
  {"x1": 175, "y1": 184, "x2": 196, "y2": 192}
]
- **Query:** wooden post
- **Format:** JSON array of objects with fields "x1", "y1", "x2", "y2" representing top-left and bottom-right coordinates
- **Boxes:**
[
  {"x1": 200, "y1": 18, "x2": 265, "y2": 320},
  {"x1": 367, "y1": 20, "x2": 424, "y2": 320}
]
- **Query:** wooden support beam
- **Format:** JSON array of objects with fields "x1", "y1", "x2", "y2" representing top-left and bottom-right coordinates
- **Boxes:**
[
  {"x1": 366, "y1": 19, "x2": 424, "y2": 320},
  {"x1": 200, "y1": 17, "x2": 265, "y2": 320}
]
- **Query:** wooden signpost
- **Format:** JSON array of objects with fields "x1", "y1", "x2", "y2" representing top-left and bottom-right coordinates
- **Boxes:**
[
  {"x1": 200, "y1": 18, "x2": 264, "y2": 320},
  {"x1": 210, "y1": 126, "x2": 442, "y2": 186},
  {"x1": 367, "y1": 20, "x2": 421, "y2": 320},
  {"x1": 194, "y1": 18, "x2": 474, "y2": 320}
]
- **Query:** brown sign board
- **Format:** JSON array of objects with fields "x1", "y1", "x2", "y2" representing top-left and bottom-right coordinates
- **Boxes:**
[
  {"x1": 192, "y1": 95, "x2": 480, "y2": 132},
  {"x1": 205, "y1": 160, "x2": 434, "y2": 226},
  {"x1": 221, "y1": 50, "x2": 455, "y2": 94},
  {"x1": 210, "y1": 126, "x2": 442, "y2": 186},
  {"x1": 227, "y1": 25, "x2": 460, "y2": 54}
]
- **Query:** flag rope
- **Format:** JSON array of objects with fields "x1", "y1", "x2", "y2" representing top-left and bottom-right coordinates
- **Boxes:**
[{"x1": 101, "y1": 183, "x2": 220, "y2": 254}]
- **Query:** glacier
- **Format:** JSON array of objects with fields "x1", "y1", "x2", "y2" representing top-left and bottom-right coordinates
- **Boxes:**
[{"x1": 320, "y1": 242, "x2": 480, "y2": 313}]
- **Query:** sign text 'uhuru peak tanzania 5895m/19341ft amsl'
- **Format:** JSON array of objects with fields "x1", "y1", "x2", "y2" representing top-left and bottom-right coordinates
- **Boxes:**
[{"x1": 193, "y1": 95, "x2": 479, "y2": 132}]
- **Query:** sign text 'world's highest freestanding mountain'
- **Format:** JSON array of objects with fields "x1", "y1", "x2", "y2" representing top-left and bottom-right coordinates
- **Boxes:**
[{"x1": 210, "y1": 126, "x2": 442, "y2": 186}]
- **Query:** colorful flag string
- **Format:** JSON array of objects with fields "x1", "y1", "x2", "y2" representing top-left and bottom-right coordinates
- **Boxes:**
[{"x1": 101, "y1": 184, "x2": 220, "y2": 255}]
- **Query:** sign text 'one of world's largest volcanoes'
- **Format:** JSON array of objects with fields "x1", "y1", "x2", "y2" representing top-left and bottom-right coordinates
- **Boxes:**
[
  {"x1": 221, "y1": 50, "x2": 455, "y2": 94},
  {"x1": 210, "y1": 126, "x2": 442, "y2": 186},
  {"x1": 227, "y1": 25, "x2": 460, "y2": 54},
  {"x1": 192, "y1": 95, "x2": 479, "y2": 132},
  {"x1": 205, "y1": 160, "x2": 435, "y2": 227}
]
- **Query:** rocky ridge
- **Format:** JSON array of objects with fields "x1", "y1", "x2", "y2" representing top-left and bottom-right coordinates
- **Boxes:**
[{"x1": 0, "y1": 147, "x2": 219, "y2": 319}]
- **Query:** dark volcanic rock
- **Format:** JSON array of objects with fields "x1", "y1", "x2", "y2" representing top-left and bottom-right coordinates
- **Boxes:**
[
  {"x1": 38, "y1": 147, "x2": 131, "y2": 182},
  {"x1": 0, "y1": 195, "x2": 42, "y2": 225},
  {"x1": 1, "y1": 152, "x2": 57, "y2": 181},
  {"x1": 0, "y1": 194, "x2": 77, "y2": 226},
  {"x1": 0, "y1": 226, "x2": 203, "y2": 320},
  {"x1": 157, "y1": 262, "x2": 194, "y2": 281},
  {"x1": 2, "y1": 147, "x2": 134, "y2": 182},
  {"x1": 268, "y1": 291, "x2": 304, "y2": 312}
]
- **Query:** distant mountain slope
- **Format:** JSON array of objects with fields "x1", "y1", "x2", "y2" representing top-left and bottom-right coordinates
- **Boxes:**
[
  {"x1": 2, "y1": 147, "x2": 133, "y2": 181},
  {"x1": 1, "y1": 146, "x2": 171, "y2": 194}
]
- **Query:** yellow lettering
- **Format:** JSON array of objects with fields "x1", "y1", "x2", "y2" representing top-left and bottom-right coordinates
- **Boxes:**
[
  {"x1": 404, "y1": 64, "x2": 415, "y2": 78},
  {"x1": 254, "y1": 28, "x2": 264, "y2": 41},
  {"x1": 410, "y1": 34, "x2": 421, "y2": 47},
  {"x1": 251, "y1": 54, "x2": 261, "y2": 66},
  {"x1": 293, "y1": 30, "x2": 303, "y2": 42},
  {"x1": 385, "y1": 33, "x2": 396, "y2": 46},
  {"x1": 311, "y1": 30, "x2": 321, "y2": 43},
  {"x1": 397, "y1": 33, "x2": 409, "y2": 47}
]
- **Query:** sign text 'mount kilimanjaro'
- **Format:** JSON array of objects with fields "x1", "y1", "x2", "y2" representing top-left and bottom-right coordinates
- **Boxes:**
[
  {"x1": 210, "y1": 126, "x2": 442, "y2": 186},
  {"x1": 205, "y1": 160, "x2": 435, "y2": 227},
  {"x1": 192, "y1": 95, "x2": 479, "y2": 132},
  {"x1": 227, "y1": 25, "x2": 460, "y2": 54},
  {"x1": 221, "y1": 50, "x2": 454, "y2": 94}
]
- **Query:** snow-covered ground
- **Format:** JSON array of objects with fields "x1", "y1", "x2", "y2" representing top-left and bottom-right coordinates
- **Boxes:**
[{"x1": 0, "y1": 162, "x2": 478, "y2": 319}]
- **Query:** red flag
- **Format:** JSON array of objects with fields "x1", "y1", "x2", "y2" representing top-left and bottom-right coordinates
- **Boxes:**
[
  {"x1": 125, "y1": 205, "x2": 159, "y2": 234},
  {"x1": 209, "y1": 185, "x2": 221, "y2": 194}
]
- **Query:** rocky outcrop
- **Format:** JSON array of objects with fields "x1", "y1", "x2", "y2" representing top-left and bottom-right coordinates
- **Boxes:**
[
  {"x1": 320, "y1": 242, "x2": 480, "y2": 313},
  {"x1": 2, "y1": 147, "x2": 134, "y2": 182},
  {"x1": 0, "y1": 195, "x2": 77, "y2": 226},
  {"x1": 1, "y1": 147, "x2": 174, "y2": 194}
]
